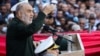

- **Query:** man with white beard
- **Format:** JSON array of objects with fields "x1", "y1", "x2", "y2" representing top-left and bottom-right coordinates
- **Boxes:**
[{"x1": 6, "y1": 2, "x2": 55, "y2": 56}]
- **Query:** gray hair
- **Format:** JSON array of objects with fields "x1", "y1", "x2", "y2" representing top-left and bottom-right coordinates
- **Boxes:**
[{"x1": 16, "y1": 2, "x2": 29, "y2": 12}]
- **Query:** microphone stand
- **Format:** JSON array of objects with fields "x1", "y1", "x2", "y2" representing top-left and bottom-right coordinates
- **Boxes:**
[
  {"x1": 43, "y1": 25, "x2": 74, "y2": 53},
  {"x1": 51, "y1": 31, "x2": 74, "y2": 44},
  {"x1": 51, "y1": 31, "x2": 74, "y2": 53}
]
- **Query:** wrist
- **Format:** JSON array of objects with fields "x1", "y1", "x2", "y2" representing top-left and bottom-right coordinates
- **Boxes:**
[{"x1": 43, "y1": 11, "x2": 48, "y2": 16}]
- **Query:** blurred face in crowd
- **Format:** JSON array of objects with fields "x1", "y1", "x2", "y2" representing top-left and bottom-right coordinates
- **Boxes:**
[
  {"x1": 56, "y1": 26, "x2": 63, "y2": 32},
  {"x1": 67, "y1": 4, "x2": 72, "y2": 10},
  {"x1": 89, "y1": 19, "x2": 95, "y2": 26},
  {"x1": 79, "y1": 8, "x2": 85, "y2": 14},
  {"x1": 29, "y1": 1, "x2": 34, "y2": 7},
  {"x1": 71, "y1": 24, "x2": 82, "y2": 31},
  {"x1": 5, "y1": 2, "x2": 11, "y2": 11},
  {"x1": 61, "y1": 4, "x2": 68, "y2": 12},
  {"x1": 80, "y1": 3, "x2": 86, "y2": 10},
  {"x1": 1, "y1": 5, "x2": 8, "y2": 14},
  {"x1": 44, "y1": 17, "x2": 54, "y2": 25},
  {"x1": 57, "y1": 10, "x2": 63, "y2": 18},
  {"x1": 88, "y1": 0, "x2": 95, "y2": 7},
  {"x1": 84, "y1": 10, "x2": 90, "y2": 19},
  {"x1": 16, "y1": 3, "x2": 34, "y2": 25},
  {"x1": 77, "y1": 0, "x2": 82, "y2": 5},
  {"x1": 74, "y1": 9, "x2": 79, "y2": 16},
  {"x1": 69, "y1": 7, "x2": 75, "y2": 14},
  {"x1": 57, "y1": 2, "x2": 63, "y2": 10},
  {"x1": 90, "y1": 7, "x2": 95, "y2": 13},
  {"x1": 95, "y1": 3, "x2": 100, "y2": 9},
  {"x1": 59, "y1": 17, "x2": 66, "y2": 25},
  {"x1": 79, "y1": 18, "x2": 86, "y2": 29},
  {"x1": 95, "y1": 8, "x2": 100, "y2": 18}
]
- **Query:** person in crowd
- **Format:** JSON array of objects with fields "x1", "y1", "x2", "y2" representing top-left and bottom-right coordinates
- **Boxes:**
[
  {"x1": 78, "y1": 17, "x2": 87, "y2": 30},
  {"x1": 79, "y1": 3, "x2": 86, "y2": 10},
  {"x1": 5, "y1": 2, "x2": 11, "y2": 13},
  {"x1": 84, "y1": 9, "x2": 91, "y2": 19},
  {"x1": 61, "y1": 3, "x2": 69, "y2": 13},
  {"x1": 71, "y1": 24, "x2": 82, "y2": 31},
  {"x1": 55, "y1": 25, "x2": 64, "y2": 32},
  {"x1": 5, "y1": 2, "x2": 14, "y2": 24},
  {"x1": 95, "y1": 7, "x2": 100, "y2": 26},
  {"x1": 88, "y1": 0, "x2": 95, "y2": 8},
  {"x1": 0, "y1": 4, "x2": 9, "y2": 22},
  {"x1": 6, "y1": 1, "x2": 55, "y2": 56},
  {"x1": 57, "y1": 2, "x2": 63, "y2": 10},
  {"x1": 61, "y1": 4, "x2": 73, "y2": 20},
  {"x1": 56, "y1": 17, "x2": 68, "y2": 32},
  {"x1": 88, "y1": 14, "x2": 97, "y2": 31},
  {"x1": 96, "y1": 23, "x2": 100, "y2": 30},
  {"x1": 41, "y1": 15, "x2": 56, "y2": 33},
  {"x1": 55, "y1": 10, "x2": 64, "y2": 26},
  {"x1": 0, "y1": 20, "x2": 7, "y2": 34},
  {"x1": 59, "y1": 17, "x2": 66, "y2": 26},
  {"x1": 44, "y1": 15, "x2": 55, "y2": 27}
]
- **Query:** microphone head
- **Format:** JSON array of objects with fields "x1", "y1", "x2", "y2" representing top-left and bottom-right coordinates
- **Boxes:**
[{"x1": 43, "y1": 25, "x2": 57, "y2": 32}]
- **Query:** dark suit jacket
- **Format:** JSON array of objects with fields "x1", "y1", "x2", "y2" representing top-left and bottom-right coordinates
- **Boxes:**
[{"x1": 6, "y1": 11, "x2": 46, "y2": 56}]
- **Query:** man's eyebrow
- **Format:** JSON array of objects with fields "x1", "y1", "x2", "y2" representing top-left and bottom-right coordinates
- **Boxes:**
[{"x1": 27, "y1": 9, "x2": 33, "y2": 12}]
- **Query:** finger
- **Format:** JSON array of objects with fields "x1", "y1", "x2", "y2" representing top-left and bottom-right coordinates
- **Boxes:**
[{"x1": 50, "y1": 4, "x2": 56, "y2": 10}]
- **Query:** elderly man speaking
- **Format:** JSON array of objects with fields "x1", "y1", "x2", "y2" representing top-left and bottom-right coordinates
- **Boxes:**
[{"x1": 6, "y1": 1, "x2": 55, "y2": 56}]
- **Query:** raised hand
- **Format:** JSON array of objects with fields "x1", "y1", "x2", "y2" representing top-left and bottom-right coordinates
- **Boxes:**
[{"x1": 43, "y1": 4, "x2": 56, "y2": 15}]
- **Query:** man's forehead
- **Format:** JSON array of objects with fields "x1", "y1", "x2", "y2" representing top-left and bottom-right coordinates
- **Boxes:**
[
  {"x1": 18, "y1": 3, "x2": 33, "y2": 10},
  {"x1": 20, "y1": 3, "x2": 31, "y2": 8}
]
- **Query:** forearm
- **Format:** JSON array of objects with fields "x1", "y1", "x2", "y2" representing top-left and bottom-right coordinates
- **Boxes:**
[{"x1": 30, "y1": 11, "x2": 46, "y2": 33}]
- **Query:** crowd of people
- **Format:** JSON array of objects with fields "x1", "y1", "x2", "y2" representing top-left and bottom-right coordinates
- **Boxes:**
[{"x1": 0, "y1": 0, "x2": 100, "y2": 34}]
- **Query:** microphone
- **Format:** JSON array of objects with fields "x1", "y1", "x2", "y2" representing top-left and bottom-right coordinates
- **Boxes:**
[
  {"x1": 43, "y1": 25, "x2": 74, "y2": 44},
  {"x1": 43, "y1": 25, "x2": 57, "y2": 33}
]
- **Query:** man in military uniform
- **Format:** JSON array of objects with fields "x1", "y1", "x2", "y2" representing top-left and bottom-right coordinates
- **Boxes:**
[{"x1": 6, "y1": 1, "x2": 55, "y2": 56}]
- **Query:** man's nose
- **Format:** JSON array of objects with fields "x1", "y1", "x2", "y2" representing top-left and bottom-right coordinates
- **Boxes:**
[{"x1": 31, "y1": 11, "x2": 34, "y2": 16}]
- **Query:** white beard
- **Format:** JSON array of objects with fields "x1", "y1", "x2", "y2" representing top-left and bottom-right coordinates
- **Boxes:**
[{"x1": 21, "y1": 14, "x2": 33, "y2": 25}]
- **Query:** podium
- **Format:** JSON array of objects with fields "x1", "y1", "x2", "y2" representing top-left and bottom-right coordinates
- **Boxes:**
[{"x1": 59, "y1": 34, "x2": 85, "y2": 56}]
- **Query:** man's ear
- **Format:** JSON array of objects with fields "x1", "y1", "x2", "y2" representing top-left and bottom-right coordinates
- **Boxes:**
[{"x1": 17, "y1": 10, "x2": 22, "y2": 18}]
